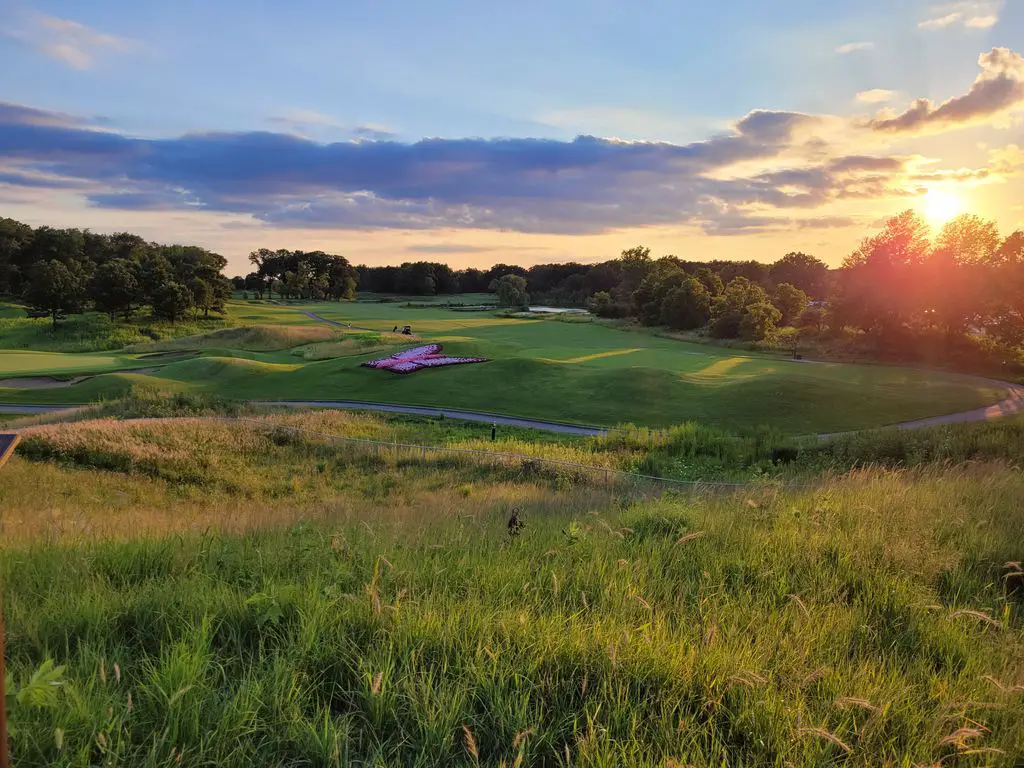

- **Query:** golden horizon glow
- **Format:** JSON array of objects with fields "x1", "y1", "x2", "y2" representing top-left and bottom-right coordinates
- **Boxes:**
[{"x1": 923, "y1": 187, "x2": 966, "y2": 227}]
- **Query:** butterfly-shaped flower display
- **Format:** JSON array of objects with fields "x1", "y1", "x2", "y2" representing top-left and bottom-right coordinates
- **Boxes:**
[{"x1": 362, "y1": 344, "x2": 488, "y2": 374}]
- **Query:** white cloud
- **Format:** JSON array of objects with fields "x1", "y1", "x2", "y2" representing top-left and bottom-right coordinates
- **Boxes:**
[
  {"x1": 920, "y1": 13, "x2": 963, "y2": 28},
  {"x1": 4, "y1": 14, "x2": 135, "y2": 69},
  {"x1": 966, "y1": 14, "x2": 999, "y2": 27},
  {"x1": 835, "y1": 41, "x2": 874, "y2": 54},
  {"x1": 919, "y1": 1, "x2": 1003, "y2": 30},
  {"x1": 989, "y1": 143, "x2": 1024, "y2": 172},
  {"x1": 856, "y1": 89, "x2": 897, "y2": 103}
]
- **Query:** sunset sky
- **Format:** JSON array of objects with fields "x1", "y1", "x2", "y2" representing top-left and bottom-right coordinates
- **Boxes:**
[{"x1": 1, "y1": 0, "x2": 1023, "y2": 274}]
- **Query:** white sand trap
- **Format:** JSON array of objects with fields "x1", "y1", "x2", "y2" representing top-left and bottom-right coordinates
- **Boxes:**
[{"x1": 0, "y1": 375, "x2": 91, "y2": 389}]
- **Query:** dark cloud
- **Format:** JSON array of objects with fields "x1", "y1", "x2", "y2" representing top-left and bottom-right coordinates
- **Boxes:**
[
  {"x1": 869, "y1": 48, "x2": 1024, "y2": 133},
  {"x1": 701, "y1": 211, "x2": 856, "y2": 236},
  {"x1": 0, "y1": 101, "x2": 87, "y2": 129},
  {"x1": 828, "y1": 155, "x2": 906, "y2": 172},
  {"x1": 0, "y1": 169, "x2": 89, "y2": 189},
  {"x1": 734, "y1": 110, "x2": 817, "y2": 142},
  {"x1": 0, "y1": 99, "x2": 962, "y2": 235}
]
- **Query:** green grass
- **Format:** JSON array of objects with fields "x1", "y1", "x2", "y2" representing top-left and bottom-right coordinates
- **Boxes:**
[
  {"x1": 2, "y1": 409, "x2": 1023, "y2": 765},
  {"x1": 0, "y1": 351, "x2": 142, "y2": 377},
  {"x1": 0, "y1": 299, "x2": 1009, "y2": 433}
]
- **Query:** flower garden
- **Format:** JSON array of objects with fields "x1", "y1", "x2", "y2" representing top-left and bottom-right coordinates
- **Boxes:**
[{"x1": 362, "y1": 344, "x2": 488, "y2": 374}]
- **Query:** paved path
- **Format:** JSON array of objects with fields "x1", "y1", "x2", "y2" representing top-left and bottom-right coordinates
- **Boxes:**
[
  {"x1": 250, "y1": 401, "x2": 604, "y2": 435},
  {"x1": 302, "y1": 311, "x2": 350, "y2": 328},
  {"x1": 3, "y1": 384, "x2": 1023, "y2": 438},
  {"x1": 885, "y1": 383, "x2": 1024, "y2": 430},
  {"x1": 302, "y1": 311, "x2": 377, "y2": 334},
  {"x1": 0, "y1": 400, "x2": 604, "y2": 435}
]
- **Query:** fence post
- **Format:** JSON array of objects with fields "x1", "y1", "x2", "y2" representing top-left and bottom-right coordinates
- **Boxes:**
[{"x1": 0, "y1": 433, "x2": 21, "y2": 768}]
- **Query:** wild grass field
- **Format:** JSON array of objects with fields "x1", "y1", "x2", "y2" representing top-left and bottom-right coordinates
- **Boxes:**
[
  {"x1": 0, "y1": 299, "x2": 1009, "y2": 433},
  {"x1": 1, "y1": 400, "x2": 1023, "y2": 766},
  {"x1": 0, "y1": 302, "x2": 233, "y2": 353}
]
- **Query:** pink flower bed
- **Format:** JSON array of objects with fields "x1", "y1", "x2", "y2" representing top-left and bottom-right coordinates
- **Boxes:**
[{"x1": 362, "y1": 344, "x2": 488, "y2": 374}]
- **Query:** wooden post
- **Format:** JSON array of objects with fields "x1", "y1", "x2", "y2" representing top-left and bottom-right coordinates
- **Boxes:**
[{"x1": 0, "y1": 433, "x2": 20, "y2": 768}]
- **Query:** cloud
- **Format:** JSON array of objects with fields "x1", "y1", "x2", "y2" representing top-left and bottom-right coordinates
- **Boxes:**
[
  {"x1": 4, "y1": 13, "x2": 135, "y2": 69},
  {"x1": 836, "y1": 42, "x2": 874, "y2": 54},
  {"x1": 406, "y1": 244, "x2": 496, "y2": 254},
  {"x1": 966, "y1": 14, "x2": 999, "y2": 27},
  {"x1": 269, "y1": 110, "x2": 396, "y2": 141},
  {"x1": 989, "y1": 143, "x2": 1024, "y2": 172},
  {"x1": 0, "y1": 98, "x2": 1006, "y2": 237},
  {"x1": 919, "y1": 1, "x2": 1003, "y2": 30},
  {"x1": 828, "y1": 155, "x2": 906, "y2": 172},
  {"x1": 868, "y1": 47, "x2": 1024, "y2": 134},
  {"x1": 0, "y1": 102, "x2": 85, "y2": 129},
  {"x1": 537, "y1": 107, "x2": 692, "y2": 140},
  {"x1": 353, "y1": 124, "x2": 397, "y2": 141},
  {"x1": 269, "y1": 109, "x2": 343, "y2": 129},
  {"x1": 920, "y1": 13, "x2": 963, "y2": 28},
  {"x1": 700, "y1": 210, "x2": 857, "y2": 236},
  {"x1": 856, "y1": 89, "x2": 896, "y2": 104}
]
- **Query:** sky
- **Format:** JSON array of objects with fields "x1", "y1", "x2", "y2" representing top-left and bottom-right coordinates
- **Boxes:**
[{"x1": 1, "y1": 0, "x2": 1023, "y2": 275}]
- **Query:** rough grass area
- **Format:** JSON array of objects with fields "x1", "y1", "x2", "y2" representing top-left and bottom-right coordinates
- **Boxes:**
[
  {"x1": 3, "y1": 402, "x2": 1024, "y2": 764},
  {"x1": 125, "y1": 324, "x2": 337, "y2": 353},
  {"x1": 0, "y1": 308, "x2": 232, "y2": 353},
  {"x1": 2, "y1": 464, "x2": 1023, "y2": 766},
  {"x1": 804, "y1": 415, "x2": 1024, "y2": 468}
]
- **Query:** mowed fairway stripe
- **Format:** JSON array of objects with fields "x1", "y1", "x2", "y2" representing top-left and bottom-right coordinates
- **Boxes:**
[{"x1": 537, "y1": 348, "x2": 643, "y2": 364}]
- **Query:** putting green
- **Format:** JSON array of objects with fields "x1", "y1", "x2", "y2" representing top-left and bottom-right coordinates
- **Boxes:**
[{"x1": 0, "y1": 299, "x2": 1009, "y2": 432}]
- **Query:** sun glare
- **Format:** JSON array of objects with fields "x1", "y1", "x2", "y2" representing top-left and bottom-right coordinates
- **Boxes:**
[{"x1": 923, "y1": 188, "x2": 965, "y2": 226}]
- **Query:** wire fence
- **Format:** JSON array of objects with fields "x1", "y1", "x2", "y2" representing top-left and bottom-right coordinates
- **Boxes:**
[{"x1": 223, "y1": 417, "x2": 811, "y2": 495}]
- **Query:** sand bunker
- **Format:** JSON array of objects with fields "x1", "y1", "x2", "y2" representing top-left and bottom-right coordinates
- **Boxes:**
[{"x1": 0, "y1": 375, "x2": 91, "y2": 389}]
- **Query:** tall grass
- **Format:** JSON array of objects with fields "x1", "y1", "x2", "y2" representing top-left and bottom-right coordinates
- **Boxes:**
[
  {"x1": 0, "y1": 311, "x2": 232, "y2": 353},
  {"x1": 124, "y1": 325, "x2": 337, "y2": 354},
  {"x1": 803, "y1": 416, "x2": 1024, "y2": 469},
  {"x1": 2, "y1": 466, "x2": 1023, "y2": 765}
]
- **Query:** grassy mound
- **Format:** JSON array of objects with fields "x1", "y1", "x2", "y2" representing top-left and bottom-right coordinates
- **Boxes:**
[{"x1": 125, "y1": 324, "x2": 337, "y2": 353}]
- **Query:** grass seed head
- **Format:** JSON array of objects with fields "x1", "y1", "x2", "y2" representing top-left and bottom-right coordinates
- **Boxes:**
[
  {"x1": 798, "y1": 727, "x2": 852, "y2": 754},
  {"x1": 462, "y1": 724, "x2": 479, "y2": 760}
]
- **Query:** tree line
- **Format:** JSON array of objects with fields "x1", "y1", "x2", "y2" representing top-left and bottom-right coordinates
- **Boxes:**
[
  {"x1": 244, "y1": 248, "x2": 359, "y2": 301},
  {"x1": 0, "y1": 217, "x2": 232, "y2": 327},
  {"x1": 350, "y1": 211, "x2": 1024, "y2": 366},
  {"x1": 349, "y1": 250, "x2": 831, "y2": 340},
  {"x1": 7, "y1": 210, "x2": 1022, "y2": 369}
]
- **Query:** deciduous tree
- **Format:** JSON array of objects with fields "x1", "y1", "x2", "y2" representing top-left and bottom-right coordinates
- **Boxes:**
[{"x1": 24, "y1": 259, "x2": 84, "y2": 329}]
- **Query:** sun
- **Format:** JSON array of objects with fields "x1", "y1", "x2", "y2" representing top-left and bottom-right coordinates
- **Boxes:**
[{"x1": 923, "y1": 188, "x2": 965, "y2": 226}]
